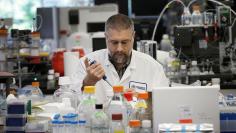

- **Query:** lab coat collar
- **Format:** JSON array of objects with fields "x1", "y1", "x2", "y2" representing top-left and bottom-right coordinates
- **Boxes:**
[{"x1": 104, "y1": 49, "x2": 136, "y2": 70}]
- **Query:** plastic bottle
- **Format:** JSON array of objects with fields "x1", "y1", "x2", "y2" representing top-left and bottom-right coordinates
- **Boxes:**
[
  {"x1": 192, "y1": 8, "x2": 203, "y2": 25},
  {"x1": 189, "y1": 61, "x2": 200, "y2": 76},
  {"x1": 110, "y1": 114, "x2": 125, "y2": 133},
  {"x1": 140, "y1": 120, "x2": 152, "y2": 133},
  {"x1": 53, "y1": 76, "x2": 78, "y2": 109},
  {"x1": 107, "y1": 86, "x2": 127, "y2": 125},
  {"x1": 47, "y1": 75, "x2": 55, "y2": 90},
  {"x1": 30, "y1": 18, "x2": 40, "y2": 56},
  {"x1": 129, "y1": 120, "x2": 141, "y2": 133},
  {"x1": 134, "y1": 92, "x2": 149, "y2": 121},
  {"x1": 59, "y1": 30, "x2": 67, "y2": 48},
  {"x1": 160, "y1": 34, "x2": 173, "y2": 52},
  {"x1": 77, "y1": 86, "x2": 96, "y2": 128},
  {"x1": 181, "y1": 7, "x2": 192, "y2": 25},
  {"x1": 0, "y1": 18, "x2": 7, "y2": 49},
  {"x1": 78, "y1": 120, "x2": 90, "y2": 133},
  {"x1": 91, "y1": 104, "x2": 109, "y2": 133},
  {"x1": 189, "y1": 60, "x2": 200, "y2": 83},
  {"x1": 40, "y1": 39, "x2": 52, "y2": 56},
  {"x1": 179, "y1": 64, "x2": 189, "y2": 84},
  {"x1": 54, "y1": 72, "x2": 60, "y2": 89},
  {"x1": 47, "y1": 69, "x2": 56, "y2": 90},
  {"x1": 123, "y1": 91, "x2": 134, "y2": 121}
]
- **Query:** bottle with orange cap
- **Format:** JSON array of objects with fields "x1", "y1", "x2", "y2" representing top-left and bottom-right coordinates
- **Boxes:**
[
  {"x1": 107, "y1": 85, "x2": 128, "y2": 126},
  {"x1": 77, "y1": 86, "x2": 96, "y2": 129},
  {"x1": 129, "y1": 120, "x2": 141, "y2": 133},
  {"x1": 133, "y1": 92, "x2": 149, "y2": 121}
]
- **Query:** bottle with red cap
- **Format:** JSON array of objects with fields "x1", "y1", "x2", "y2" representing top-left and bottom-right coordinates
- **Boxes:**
[
  {"x1": 123, "y1": 90, "x2": 134, "y2": 120},
  {"x1": 107, "y1": 86, "x2": 127, "y2": 126},
  {"x1": 110, "y1": 114, "x2": 125, "y2": 133}
]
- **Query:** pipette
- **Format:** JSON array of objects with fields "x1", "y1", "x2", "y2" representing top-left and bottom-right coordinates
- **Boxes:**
[{"x1": 88, "y1": 59, "x2": 113, "y2": 87}]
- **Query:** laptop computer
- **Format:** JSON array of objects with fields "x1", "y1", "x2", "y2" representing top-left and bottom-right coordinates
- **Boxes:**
[{"x1": 152, "y1": 85, "x2": 220, "y2": 133}]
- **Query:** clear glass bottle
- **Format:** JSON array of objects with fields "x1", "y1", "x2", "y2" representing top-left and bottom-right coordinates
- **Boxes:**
[
  {"x1": 189, "y1": 60, "x2": 200, "y2": 76},
  {"x1": 53, "y1": 76, "x2": 78, "y2": 109},
  {"x1": 107, "y1": 86, "x2": 127, "y2": 126},
  {"x1": 123, "y1": 91, "x2": 133, "y2": 121},
  {"x1": 129, "y1": 120, "x2": 141, "y2": 133},
  {"x1": 77, "y1": 86, "x2": 96, "y2": 128},
  {"x1": 179, "y1": 64, "x2": 189, "y2": 84},
  {"x1": 47, "y1": 69, "x2": 56, "y2": 90},
  {"x1": 181, "y1": 8, "x2": 192, "y2": 25},
  {"x1": 134, "y1": 92, "x2": 149, "y2": 121},
  {"x1": 192, "y1": 9, "x2": 203, "y2": 25},
  {"x1": 47, "y1": 75, "x2": 55, "y2": 90},
  {"x1": 59, "y1": 30, "x2": 67, "y2": 49},
  {"x1": 91, "y1": 104, "x2": 109, "y2": 133},
  {"x1": 78, "y1": 119, "x2": 90, "y2": 133},
  {"x1": 110, "y1": 114, "x2": 125, "y2": 133},
  {"x1": 30, "y1": 18, "x2": 40, "y2": 56},
  {"x1": 140, "y1": 120, "x2": 152, "y2": 133},
  {"x1": 0, "y1": 18, "x2": 7, "y2": 49},
  {"x1": 189, "y1": 60, "x2": 200, "y2": 83}
]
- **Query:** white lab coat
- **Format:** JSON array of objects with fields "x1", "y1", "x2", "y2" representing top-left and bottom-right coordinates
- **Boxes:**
[{"x1": 71, "y1": 49, "x2": 169, "y2": 103}]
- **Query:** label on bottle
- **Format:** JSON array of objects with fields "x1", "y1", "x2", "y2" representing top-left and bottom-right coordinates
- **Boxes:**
[
  {"x1": 114, "y1": 130, "x2": 125, "y2": 133},
  {"x1": 135, "y1": 102, "x2": 147, "y2": 109},
  {"x1": 82, "y1": 99, "x2": 96, "y2": 105}
]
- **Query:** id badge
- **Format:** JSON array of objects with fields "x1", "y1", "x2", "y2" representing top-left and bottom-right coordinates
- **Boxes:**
[{"x1": 129, "y1": 81, "x2": 147, "y2": 91}]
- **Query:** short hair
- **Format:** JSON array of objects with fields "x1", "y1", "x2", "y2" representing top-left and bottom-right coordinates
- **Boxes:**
[{"x1": 105, "y1": 14, "x2": 134, "y2": 32}]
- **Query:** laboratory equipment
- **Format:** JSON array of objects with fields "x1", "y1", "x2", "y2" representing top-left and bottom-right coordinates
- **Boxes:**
[
  {"x1": 136, "y1": 40, "x2": 157, "y2": 59},
  {"x1": 152, "y1": 86, "x2": 220, "y2": 133}
]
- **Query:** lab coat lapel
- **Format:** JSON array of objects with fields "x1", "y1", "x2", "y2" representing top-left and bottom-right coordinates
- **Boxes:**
[{"x1": 120, "y1": 50, "x2": 136, "y2": 84}]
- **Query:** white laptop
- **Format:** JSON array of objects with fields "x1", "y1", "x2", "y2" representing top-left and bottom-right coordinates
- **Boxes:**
[{"x1": 152, "y1": 85, "x2": 220, "y2": 133}]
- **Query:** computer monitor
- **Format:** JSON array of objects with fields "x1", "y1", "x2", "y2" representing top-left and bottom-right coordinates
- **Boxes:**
[{"x1": 152, "y1": 85, "x2": 220, "y2": 133}]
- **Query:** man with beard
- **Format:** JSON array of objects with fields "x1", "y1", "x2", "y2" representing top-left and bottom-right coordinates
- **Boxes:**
[{"x1": 72, "y1": 14, "x2": 169, "y2": 103}]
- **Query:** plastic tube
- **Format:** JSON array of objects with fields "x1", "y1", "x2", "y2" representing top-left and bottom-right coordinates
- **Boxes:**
[{"x1": 151, "y1": 0, "x2": 186, "y2": 41}]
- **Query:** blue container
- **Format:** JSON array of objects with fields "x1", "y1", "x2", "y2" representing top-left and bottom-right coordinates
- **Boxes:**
[
  {"x1": 6, "y1": 115, "x2": 26, "y2": 127},
  {"x1": 5, "y1": 126, "x2": 25, "y2": 133},
  {"x1": 220, "y1": 112, "x2": 236, "y2": 133},
  {"x1": 7, "y1": 102, "x2": 26, "y2": 114}
]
